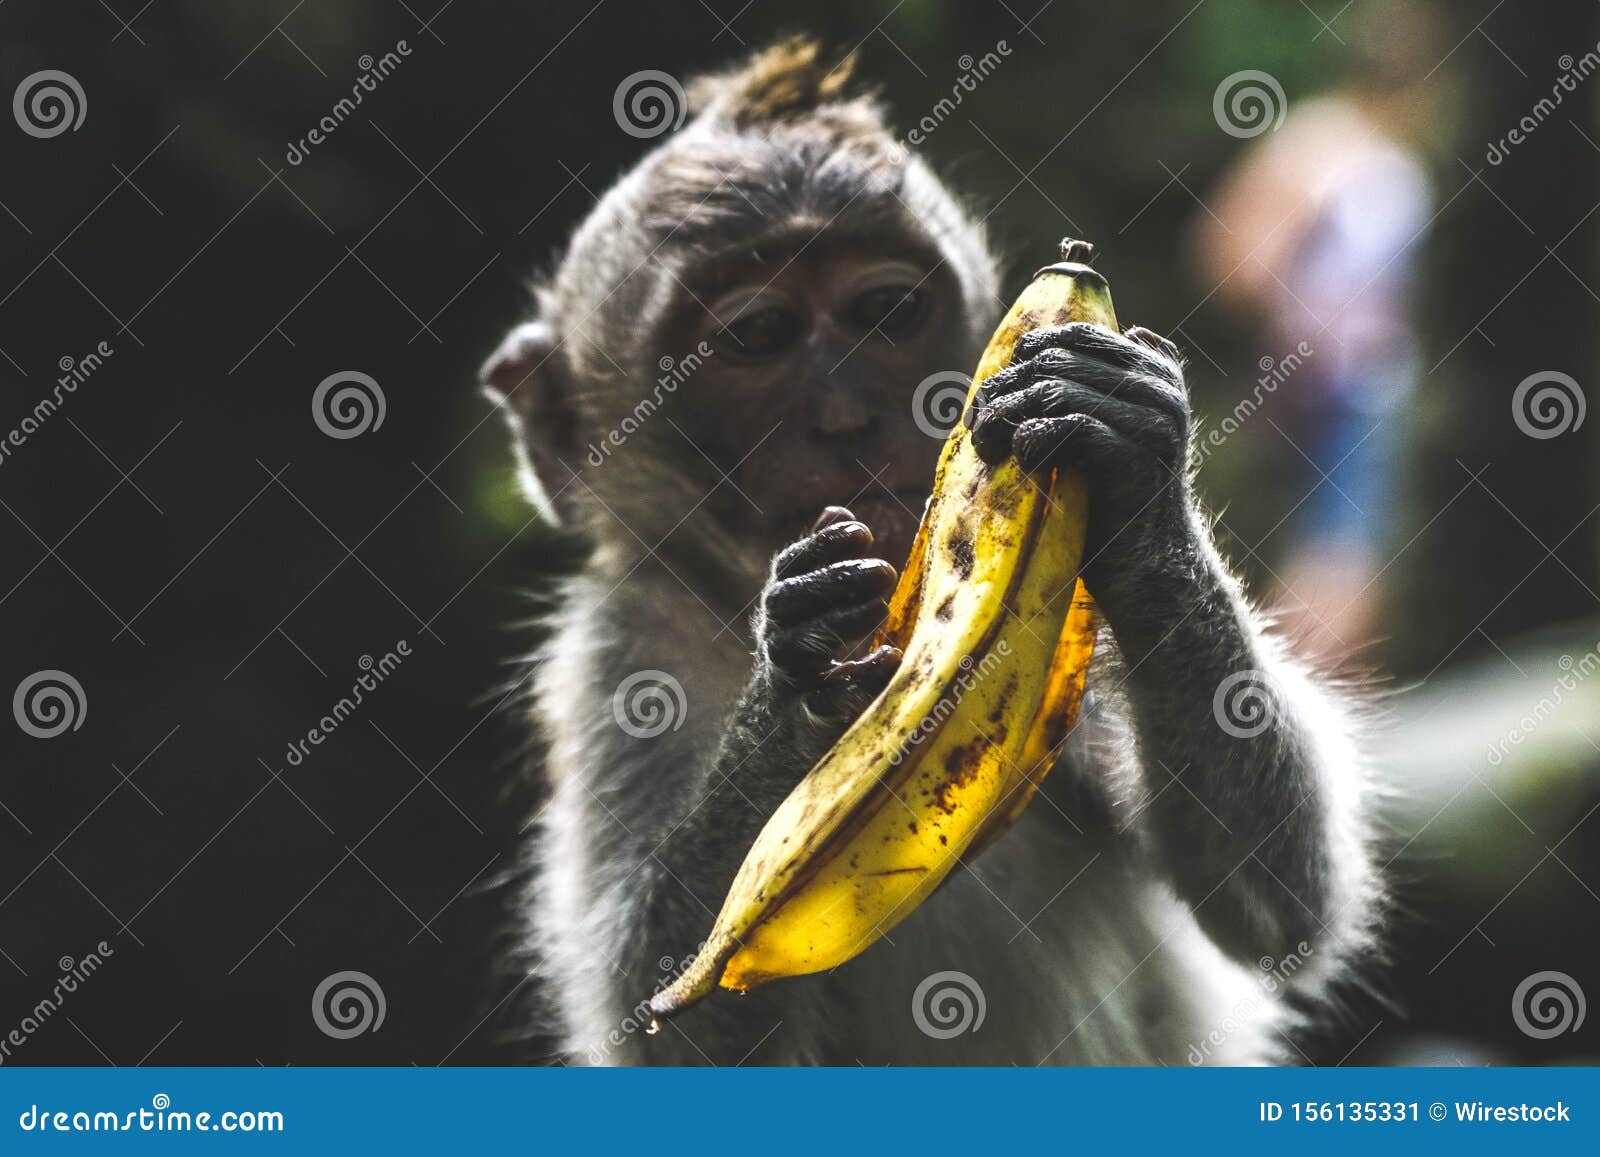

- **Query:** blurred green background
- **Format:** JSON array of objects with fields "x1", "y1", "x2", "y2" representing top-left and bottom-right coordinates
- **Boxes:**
[{"x1": 1, "y1": 0, "x2": 1595, "y2": 1064}]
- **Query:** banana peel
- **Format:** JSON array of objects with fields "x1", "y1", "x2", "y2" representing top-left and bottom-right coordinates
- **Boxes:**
[{"x1": 651, "y1": 240, "x2": 1115, "y2": 1019}]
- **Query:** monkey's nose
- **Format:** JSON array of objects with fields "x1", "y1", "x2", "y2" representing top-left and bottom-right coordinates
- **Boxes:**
[
  {"x1": 808, "y1": 410, "x2": 882, "y2": 445},
  {"x1": 808, "y1": 382, "x2": 883, "y2": 444}
]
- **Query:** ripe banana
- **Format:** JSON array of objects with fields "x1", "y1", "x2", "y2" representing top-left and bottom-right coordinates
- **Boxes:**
[{"x1": 651, "y1": 240, "x2": 1116, "y2": 1019}]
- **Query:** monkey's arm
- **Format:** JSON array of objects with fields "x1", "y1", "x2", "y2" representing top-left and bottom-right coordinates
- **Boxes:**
[
  {"x1": 967, "y1": 322, "x2": 1377, "y2": 972},
  {"x1": 612, "y1": 510, "x2": 901, "y2": 1060},
  {"x1": 1086, "y1": 531, "x2": 1375, "y2": 970}
]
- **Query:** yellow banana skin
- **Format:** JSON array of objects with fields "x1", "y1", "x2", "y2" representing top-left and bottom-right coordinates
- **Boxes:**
[{"x1": 651, "y1": 245, "x2": 1117, "y2": 1019}]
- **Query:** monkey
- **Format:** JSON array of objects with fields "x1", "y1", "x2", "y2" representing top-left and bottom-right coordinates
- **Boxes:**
[{"x1": 481, "y1": 39, "x2": 1381, "y2": 1066}]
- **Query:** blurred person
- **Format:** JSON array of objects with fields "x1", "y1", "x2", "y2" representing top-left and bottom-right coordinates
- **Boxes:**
[{"x1": 1194, "y1": 9, "x2": 1441, "y2": 660}]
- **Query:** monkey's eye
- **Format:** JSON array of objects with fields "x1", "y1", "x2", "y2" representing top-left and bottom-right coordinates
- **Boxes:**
[
  {"x1": 714, "y1": 305, "x2": 802, "y2": 361},
  {"x1": 845, "y1": 284, "x2": 926, "y2": 339}
]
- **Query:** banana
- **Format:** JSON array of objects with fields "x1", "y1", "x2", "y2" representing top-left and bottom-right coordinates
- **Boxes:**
[{"x1": 651, "y1": 239, "x2": 1116, "y2": 1019}]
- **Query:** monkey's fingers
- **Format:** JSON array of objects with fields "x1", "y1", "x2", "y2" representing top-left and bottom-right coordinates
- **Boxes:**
[
  {"x1": 767, "y1": 601, "x2": 893, "y2": 684},
  {"x1": 763, "y1": 558, "x2": 897, "y2": 627},
  {"x1": 1123, "y1": 324, "x2": 1183, "y2": 365},
  {"x1": 971, "y1": 380, "x2": 1181, "y2": 468},
  {"x1": 1015, "y1": 321, "x2": 1182, "y2": 384},
  {"x1": 807, "y1": 645, "x2": 903, "y2": 720},
  {"x1": 774, "y1": 518, "x2": 875, "y2": 580}
]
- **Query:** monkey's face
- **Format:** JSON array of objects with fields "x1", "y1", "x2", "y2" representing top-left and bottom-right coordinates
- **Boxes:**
[{"x1": 660, "y1": 241, "x2": 977, "y2": 564}]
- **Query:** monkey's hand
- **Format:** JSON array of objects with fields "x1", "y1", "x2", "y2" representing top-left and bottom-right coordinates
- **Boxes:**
[
  {"x1": 965, "y1": 322, "x2": 1202, "y2": 643},
  {"x1": 754, "y1": 506, "x2": 903, "y2": 727}
]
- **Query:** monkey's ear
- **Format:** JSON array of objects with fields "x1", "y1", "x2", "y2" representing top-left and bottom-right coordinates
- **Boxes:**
[{"x1": 481, "y1": 320, "x2": 581, "y2": 526}]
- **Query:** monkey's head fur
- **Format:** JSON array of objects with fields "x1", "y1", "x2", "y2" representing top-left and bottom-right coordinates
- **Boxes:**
[{"x1": 484, "y1": 38, "x2": 999, "y2": 600}]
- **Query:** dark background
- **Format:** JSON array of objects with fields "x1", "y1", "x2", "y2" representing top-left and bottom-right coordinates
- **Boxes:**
[{"x1": 1, "y1": 0, "x2": 1595, "y2": 1065}]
